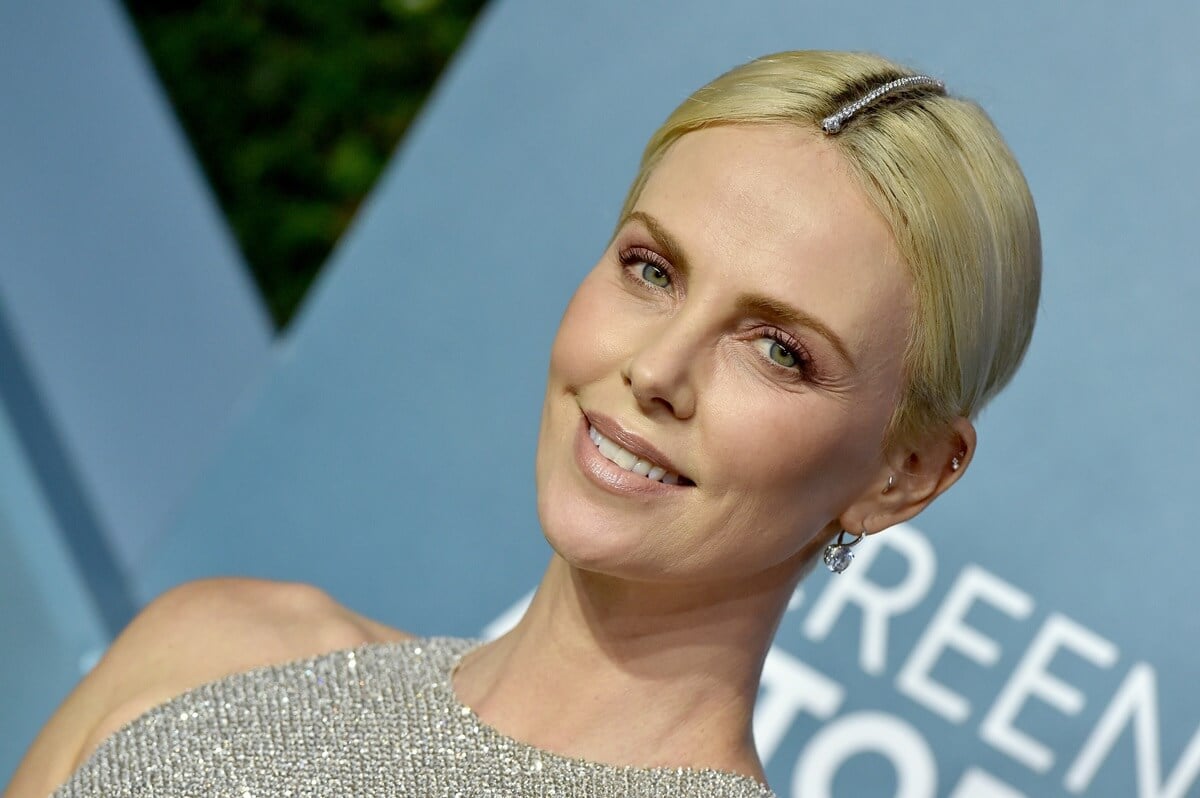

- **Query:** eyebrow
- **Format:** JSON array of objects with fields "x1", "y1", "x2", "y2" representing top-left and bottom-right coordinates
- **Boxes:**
[
  {"x1": 618, "y1": 210, "x2": 857, "y2": 371},
  {"x1": 736, "y1": 294, "x2": 856, "y2": 370},
  {"x1": 623, "y1": 211, "x2": 692, "y2": 280}
]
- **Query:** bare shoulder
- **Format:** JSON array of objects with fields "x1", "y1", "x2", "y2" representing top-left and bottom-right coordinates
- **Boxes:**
[
  {"x1": 87, "y1": 577, "x2": 414, "y2": 749},
  {"x1": 133, "y1": 576, "x2": 414, "y2": 663},
  {"x1": 3, "y1": 577, "x2": 411, "y2": 798}
]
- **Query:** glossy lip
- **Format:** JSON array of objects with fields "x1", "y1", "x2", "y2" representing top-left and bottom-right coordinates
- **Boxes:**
[
  {"x1": 578, "y1": 409, "x2": 695, "y2": 487},
  {"x1": 574, "y1": 416, "x2": 691, "y2": 497}
]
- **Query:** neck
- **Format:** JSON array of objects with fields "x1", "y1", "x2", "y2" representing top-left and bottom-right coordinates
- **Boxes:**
[{"x1": 453, "y1": 553, "x2": 811, "y2": 782}]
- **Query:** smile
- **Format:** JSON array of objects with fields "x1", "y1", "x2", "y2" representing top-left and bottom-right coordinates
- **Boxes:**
[{"x1": 587, "y1": 423, "x2": 694, "y2": 486}]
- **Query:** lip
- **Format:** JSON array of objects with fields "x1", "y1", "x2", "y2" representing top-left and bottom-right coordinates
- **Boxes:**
[{"x1": 575, "y1": 409, "x2": 695, "y2": 493}]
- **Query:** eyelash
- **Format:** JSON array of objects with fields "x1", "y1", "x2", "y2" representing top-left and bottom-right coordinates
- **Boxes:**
[
  {"x1": 618, "y1": 245, "x2": 672, "y2": 280},
  {"x1": 615, "y1": 244, "x2": 817, "y2": 381},
  {"x1": 758, "y1": 328, "x2": 815, "y2": 380}
]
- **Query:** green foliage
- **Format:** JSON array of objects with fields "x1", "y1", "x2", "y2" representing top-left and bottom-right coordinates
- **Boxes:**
[{"x1": 124, "y1": 0, "x2": 489, "y2": 327}]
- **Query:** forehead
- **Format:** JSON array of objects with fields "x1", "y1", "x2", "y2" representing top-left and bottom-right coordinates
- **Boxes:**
[{"x1": 633, "y1": 124, "x2": 912, "y2": 371}]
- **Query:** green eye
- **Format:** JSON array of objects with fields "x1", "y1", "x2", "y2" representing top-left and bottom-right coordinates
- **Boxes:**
[
  {"x1": 768, "y1": 341, "x2": 797, "y2": 368},
  {"x1": 641, "y1": 262, "x2": 671, "y2": 288}
]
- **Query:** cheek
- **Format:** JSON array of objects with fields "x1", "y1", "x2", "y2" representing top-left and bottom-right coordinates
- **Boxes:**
[
  {"x1": 703, "y1": 385, "x2": 883, "y2": 515},
  {"x1": 548, "y1": 270, "x2": 631, "y2": 387},
  {"x1": 715, "y1": 406, "x2": 839, "y2": 484}
]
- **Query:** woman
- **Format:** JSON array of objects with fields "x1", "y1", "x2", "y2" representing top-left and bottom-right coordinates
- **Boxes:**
[{"x1": 8, "y1": 50, "x2": 1039, "y2": 797}]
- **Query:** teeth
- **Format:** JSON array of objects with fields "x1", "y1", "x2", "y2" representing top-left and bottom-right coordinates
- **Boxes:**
[
  {"x1": 597, "y1": 437, "x2": 622, "y2": 461},
  {"x1": 612, "y1": 448, "x2": 638, "y2": 470},
  {"x1": 588, "y1": 424, "x2": 685, "y2": 485}
]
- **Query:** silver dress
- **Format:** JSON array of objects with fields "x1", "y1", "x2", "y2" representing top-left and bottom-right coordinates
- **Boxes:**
[{"x1": 53, "y1": 636, "x2": 776, "y2": 797}]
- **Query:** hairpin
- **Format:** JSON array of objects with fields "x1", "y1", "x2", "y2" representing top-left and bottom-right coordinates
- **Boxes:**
[{"x1": 821, "y1": 75, "x2": 946, "y2": 135}]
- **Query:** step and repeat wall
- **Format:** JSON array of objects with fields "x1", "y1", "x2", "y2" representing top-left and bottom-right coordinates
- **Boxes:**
[{"x1": 4, "y1": 0, "x2": 1198, "y2": 794}]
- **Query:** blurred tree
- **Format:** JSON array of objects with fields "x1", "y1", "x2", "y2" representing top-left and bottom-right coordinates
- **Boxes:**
[{"x1": 123, "y1": 0, "x2": 489, "y2": 327}]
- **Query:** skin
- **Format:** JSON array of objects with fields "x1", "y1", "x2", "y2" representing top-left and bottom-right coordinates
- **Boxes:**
[
  {"x1": 452, "y1": 124, "x2": 974, "y2": 782},
  {"x1": 4, "y1": 579, "x2": 412, "y2": 798},
  {"x1": 6, "y1": 123, "x2": 974, "y2": 796}
]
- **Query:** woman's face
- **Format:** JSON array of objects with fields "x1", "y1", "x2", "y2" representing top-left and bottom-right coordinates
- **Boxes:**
[{"x1": 536, "y1": 124, "x2": 913, "y2": 584}]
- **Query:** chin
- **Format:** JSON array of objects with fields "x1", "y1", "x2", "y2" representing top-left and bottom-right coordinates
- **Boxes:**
[
  {"x1": 537, "y1": 494, "x2": 726, "y2": 586},
  {"x1": 536, "y1": 472, "x2": 644, "y2": 573}
]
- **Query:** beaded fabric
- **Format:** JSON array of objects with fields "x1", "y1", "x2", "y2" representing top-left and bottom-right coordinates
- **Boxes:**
[{"x1": 53, "y1": 636, "x2": 776, "y2": 797}]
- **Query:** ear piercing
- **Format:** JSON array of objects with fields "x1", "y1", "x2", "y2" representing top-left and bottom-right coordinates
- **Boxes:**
[{"x1": 883, "y1": 474, "x2": 895, "y2": 494}]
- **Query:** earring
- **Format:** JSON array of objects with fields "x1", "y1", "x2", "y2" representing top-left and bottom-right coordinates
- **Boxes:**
[
  {"x1": 882, "y1": 474, "x2": 895, "y2": 494},
  {"x1": 951, "y1": 455, "x2": 961, "y2": 471},
  {"x1": 824, "y1": 526, "x2": 866, "y2": 573}
]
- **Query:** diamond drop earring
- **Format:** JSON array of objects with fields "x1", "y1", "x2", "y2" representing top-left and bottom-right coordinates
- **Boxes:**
[{"x1": 823, "y1": 526, "x2": 866, "y2": 573}]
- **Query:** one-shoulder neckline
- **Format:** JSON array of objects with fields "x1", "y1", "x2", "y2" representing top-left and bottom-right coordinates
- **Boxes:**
[
  {"x1": 60, "y1": 636, "x2": 775, "y2": 798},
  {"x1": 426, "y1": 636, "x2": 775, "y2": 796}
]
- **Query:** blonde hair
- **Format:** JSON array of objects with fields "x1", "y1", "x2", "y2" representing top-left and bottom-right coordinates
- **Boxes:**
[{"x1": 619, "y1": 51, "x2": 1041, "y2": 447}]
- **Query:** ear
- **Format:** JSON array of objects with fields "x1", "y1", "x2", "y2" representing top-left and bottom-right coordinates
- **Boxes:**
[{"x1": 838, "y1": 416, "x2": 976, "y2": 536}]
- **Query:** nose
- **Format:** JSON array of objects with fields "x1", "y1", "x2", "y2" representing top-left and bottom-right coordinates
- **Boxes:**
[{"x1": 621, "y1": 317, "x2": 699, "y2": 420}]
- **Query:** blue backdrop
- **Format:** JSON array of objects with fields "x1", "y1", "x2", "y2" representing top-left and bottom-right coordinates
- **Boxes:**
[{"x1": 3, "y1": 0, "x2": 1198, "y2": 795}]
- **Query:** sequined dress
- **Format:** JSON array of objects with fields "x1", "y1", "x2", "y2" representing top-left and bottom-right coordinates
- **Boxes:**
[{"x1": 53, "y1": 636, "x2": 776, "y2": 797}]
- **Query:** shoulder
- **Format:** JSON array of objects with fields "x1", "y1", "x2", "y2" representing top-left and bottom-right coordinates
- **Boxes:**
[
  {"x1": 106, "y1": 576, "x2": 409, "y2": 682},
  {"x1": 128, "y1": 576, "x2": 413, "y2": 661},
  {"x1": 87, "y1": 577, "x2": 413, "y2": 747},
  {"x1": 5, "y1": 577, "x2": 411, "y2": 798}
]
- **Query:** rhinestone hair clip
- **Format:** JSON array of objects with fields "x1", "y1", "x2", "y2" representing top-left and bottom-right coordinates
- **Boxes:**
[{"x1": 821, "y1": 74, "x2": 946, "y2": 134}]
